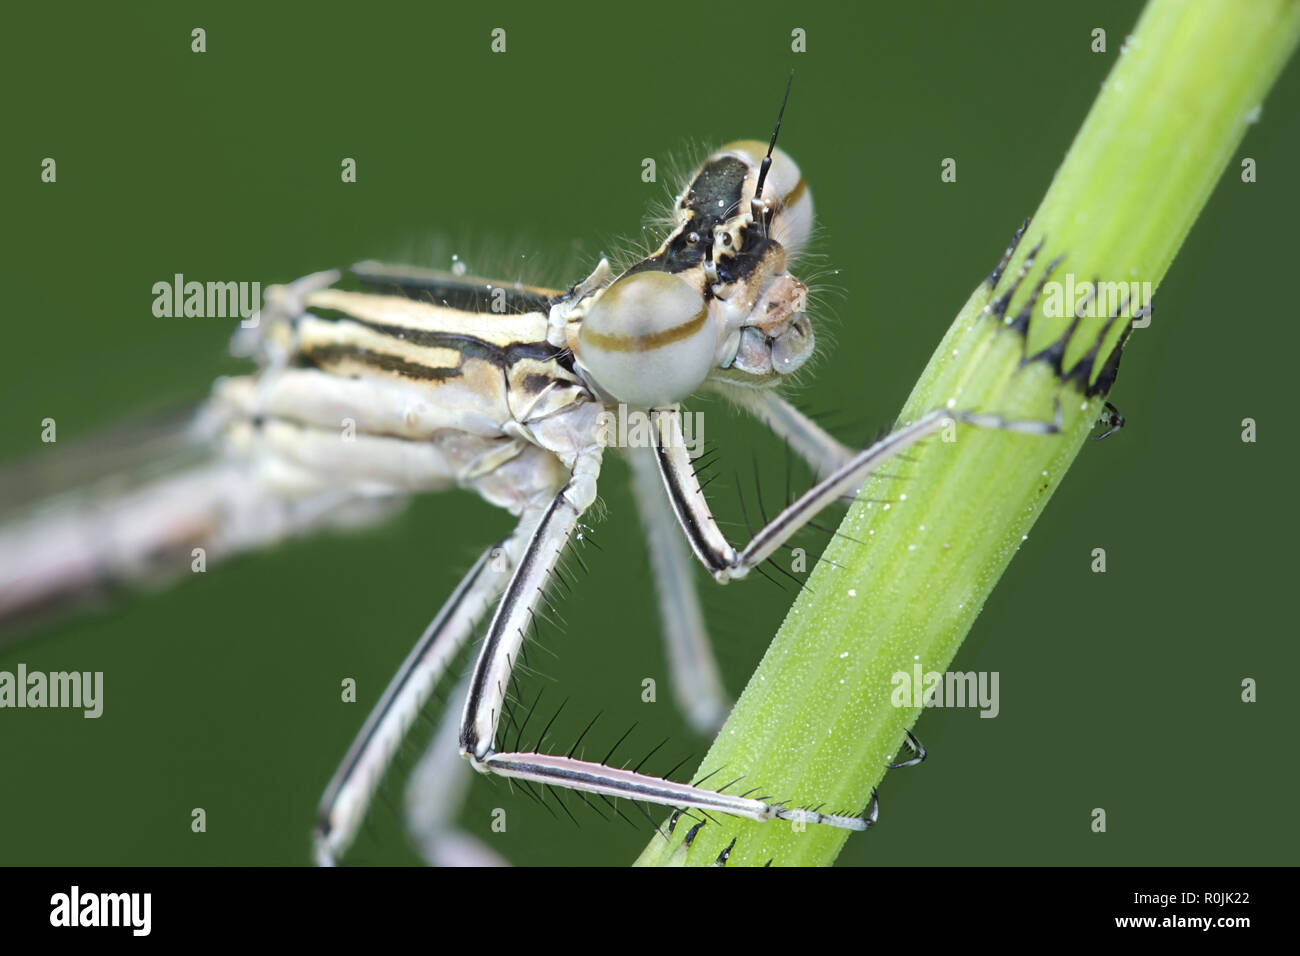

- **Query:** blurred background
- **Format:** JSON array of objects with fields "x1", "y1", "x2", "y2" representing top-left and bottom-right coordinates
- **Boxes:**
[{"x1": 1, "y1": 0, "x2": 1296, "y2": 865}]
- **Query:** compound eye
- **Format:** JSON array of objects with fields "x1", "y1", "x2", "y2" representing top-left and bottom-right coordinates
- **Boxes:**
[{"x1": 577, "y1": 271, "x2": 716, "y2": 407}]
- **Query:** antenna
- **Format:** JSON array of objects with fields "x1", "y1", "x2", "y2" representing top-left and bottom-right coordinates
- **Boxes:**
[{"x1": 752, "y1": 71, "x2": 794, "y2": 219}]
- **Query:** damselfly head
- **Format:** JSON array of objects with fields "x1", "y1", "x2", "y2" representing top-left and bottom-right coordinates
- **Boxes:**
[{"x1": 573, "y1": 140, "x2": 816, "y2": 406}]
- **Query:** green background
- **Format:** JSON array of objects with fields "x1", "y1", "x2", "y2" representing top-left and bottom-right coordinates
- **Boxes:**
[{"x1": 1, "y1": 0, "x2": 1295, "y2": 866}]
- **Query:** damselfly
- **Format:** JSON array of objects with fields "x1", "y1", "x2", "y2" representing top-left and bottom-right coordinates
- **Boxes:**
[{"x1": 0, "y1": 96, "x2": 1059, "y2": 867}]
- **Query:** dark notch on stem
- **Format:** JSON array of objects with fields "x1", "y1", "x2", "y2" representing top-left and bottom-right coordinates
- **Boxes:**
[
  {"x1": 1023, "y1": 271, "x2": 1142, "y2": 398},
  {"x1": 989, "y1": 236, "x2": 1044, "y2": 320},
  {"x1": 987, "y1": 218, "x2": 1030, "y2": 290},
  {"x1": 1009, "y1": 252, "x2": 1066, "y2": 336},
  {"x1": 984, "y1": 227, "x2": 1136, "y2": 399}
]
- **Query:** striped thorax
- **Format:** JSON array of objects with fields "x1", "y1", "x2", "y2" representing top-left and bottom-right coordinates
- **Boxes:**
[{"x1": 217, "y1": 140, "x2": 818, "y2": 514}]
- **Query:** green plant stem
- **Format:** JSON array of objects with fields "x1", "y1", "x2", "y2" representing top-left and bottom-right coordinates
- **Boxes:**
[{"x1": 637, "y1": 0, "x2": 1300, "y2": 867}]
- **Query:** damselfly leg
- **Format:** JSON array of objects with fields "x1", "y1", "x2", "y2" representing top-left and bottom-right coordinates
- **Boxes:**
[
  {"x1": 313, "y1": 531, "x2": 526, "y2": 867},
  {"x1": 399, "y1": 406, "x2": 1059, "y2": 855},
  {"x1": 625, "y1": 443, "x2": 728, "y2": 734},
  {"x1": 651, "y1": 404, "x2": 1060, "y2": 583},
  {"x1": 402, "y1": 669, "x2": 509, "y2": 868}
]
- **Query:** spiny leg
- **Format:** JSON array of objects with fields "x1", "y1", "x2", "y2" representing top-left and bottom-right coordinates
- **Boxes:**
[
  {"x1": 720, "y1": 387, "x2": 855, "y2": 479},
  {"x1": 887, "y1": 729, "x2": 927, "y2": 770},
  {"x1": 662, "y1": 788, "x2": 880, "y2": 866},
  {"x1": 403, "y1": 669, "x2": 509, "y2": 867},
  {"x1": 313, "y1": 520, "x2": 538, "y2": 866},
  {"x1": 651, "y1": 403, "x2": 1059, "y2": 582},
  {"x1": 625, "y1": 389, "x2": 870, "y2": 732},
  {"x1": 458, "y1": 456, "x2": 603, "y2": 760},
  {"x1": 477, "y1": 752, "x2": 872, "y2": 830},
  {"x1": 458, "y1": 449, "x2": 871, "y2": 832},
  {"x1": 624, "y1": 444, "x2": 727, "y2": 734},
  {"x1": 1093, "y1": 400, "x2": 1125, "y2": 440},
  {"x1": 627, "y1": 391, "x2": 907, "y2": 730}
]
